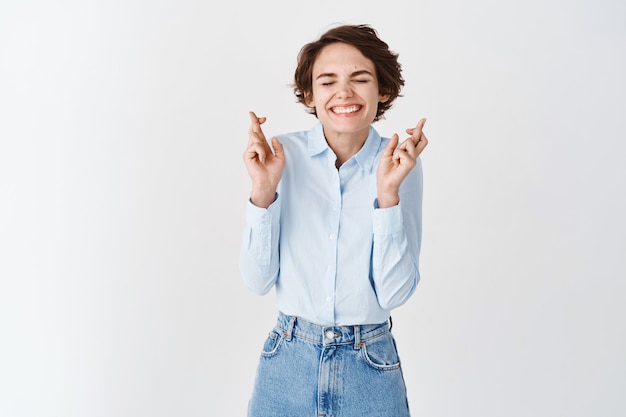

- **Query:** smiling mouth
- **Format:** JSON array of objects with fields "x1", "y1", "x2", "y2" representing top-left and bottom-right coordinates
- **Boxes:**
[{"x1": 331, "y1": 105, "x2": 362, "y2": 114}]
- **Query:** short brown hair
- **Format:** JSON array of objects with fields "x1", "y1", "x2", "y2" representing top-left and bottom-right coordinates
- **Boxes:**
[{"x1": 293, "y1": 24, "x2": 404, "y2": 122}]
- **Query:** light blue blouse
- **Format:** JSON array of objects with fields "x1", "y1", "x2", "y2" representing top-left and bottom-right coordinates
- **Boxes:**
[{"x1": 239, "y1": 122, "x2": 423, "y2": 326}]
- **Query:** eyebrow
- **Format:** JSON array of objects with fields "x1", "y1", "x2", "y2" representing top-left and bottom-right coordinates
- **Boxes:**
[{"x1": 315, "y1": 69, "x2": 374, "y2": 80}]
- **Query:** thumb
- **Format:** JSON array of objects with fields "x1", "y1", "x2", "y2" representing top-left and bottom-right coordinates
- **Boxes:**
[
  {"x1": 383, "y1": 134, "x2": 399, "y2": 157},
  {"x1": 271, "y1": 137, "x2": 284, "y2": 158}
]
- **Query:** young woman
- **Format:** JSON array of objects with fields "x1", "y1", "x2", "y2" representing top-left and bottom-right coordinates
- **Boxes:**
[{"x1": 239, "y1": 24, "x2": 428, "y2": 417}]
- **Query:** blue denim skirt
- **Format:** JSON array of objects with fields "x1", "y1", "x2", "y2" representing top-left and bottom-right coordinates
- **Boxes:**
[{"x1": 248, "y1": 312, "x2": 411, "y2": 417}]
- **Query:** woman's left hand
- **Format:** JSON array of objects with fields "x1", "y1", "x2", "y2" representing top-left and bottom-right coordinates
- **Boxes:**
[{"x1": 376, "y1": 118, "x2": 428, "y2": 208}]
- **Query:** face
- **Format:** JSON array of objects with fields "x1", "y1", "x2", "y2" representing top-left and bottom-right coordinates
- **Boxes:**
[{"x1": 307, "y1": 42, "x2": 389, "y2": 140}]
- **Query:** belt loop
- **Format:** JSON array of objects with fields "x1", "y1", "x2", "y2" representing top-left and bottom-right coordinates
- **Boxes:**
[
  {"x1": 389, "y1": 315, "x2": 393, "y2": 332},
  {"x1": 354, "y1": 325, "x2": 361, "y2": 349},
  {"x1": 285, "y1": 316, "x2": 296, "y2": 341}
]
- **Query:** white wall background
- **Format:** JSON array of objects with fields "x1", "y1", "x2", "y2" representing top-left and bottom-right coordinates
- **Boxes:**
[{"x1": 1, "y1": 0, "x2": 624, "y2": 416}]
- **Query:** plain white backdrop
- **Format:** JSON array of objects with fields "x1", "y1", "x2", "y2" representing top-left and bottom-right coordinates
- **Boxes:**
[{"x1": 1, "y1": 0, "x2": 625, "y2": 416}]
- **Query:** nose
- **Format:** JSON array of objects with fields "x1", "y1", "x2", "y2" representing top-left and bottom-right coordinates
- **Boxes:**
[{"x1": 335, "y1": 81, "x2": 353, "y2": 99}]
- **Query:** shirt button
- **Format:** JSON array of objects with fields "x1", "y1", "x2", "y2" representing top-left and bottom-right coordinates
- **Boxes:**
[
  {"x1": 329, "y1": 233, "x2": 335, "y2": 239},
  {"x1": 326, "y1": 266, "x2": 333, "y2": 272},
  {"x1": 325, "y1": 296, "x2": 332, "y2": 302},
  {"x1": 325, "y1": 330, "x2": 335, "y2": 340}
]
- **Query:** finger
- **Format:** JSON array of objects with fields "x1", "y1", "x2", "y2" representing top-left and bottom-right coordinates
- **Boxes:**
[
  {"x1": 381, "y1": 133, "x2": 399, "y2": 158},
  {"x1": 249, "y1": 111, "x2": 264, "y2": 123},
  {"x1": 271, "y1": 137, "x2": 284, "y2": 160},
  {"x1": 248, "y1": 111, "x2": 259, "y2": 130},
  {"x1": 396, "y1": 137, "x2": 419, "y2": 161},
  {"x1": 397, "y1": 133, "x2": 414, "y2": 149},
  {"x1": 401, "y1": 137, "x2": 419, "y2": 159},
  {"x1": 397, "y1": 133, "x2": 418, "y2": 153},
  {"x1": 248, "y1": 111, "x2": 267, "y2": 144},
  {"x1": 415, "y1": 133, "x2": 429, "y2": 155},
  {"x1": 383, "y1": 134, "x2": 399, "y2": 157},
  {"x1": 394, "y1": 147, "x2": 417, "y2": 169},
  {"x1": 407, "y1": 118, "x2": 427, "y2": 145},
  {"x1": 405, "y1": 123, "x2": 423, "y2": 134},
  {"x1": 248, "y1": 132, "x2": 272, "y2": 157},
  {"x1": 244, "y1": 142, "x2": 268, "y2": 164},
  {"x1": 412, "y1": 118, "x2": 426, "y2": 141},
  {"x1": 248, "y1": 111, "x2": 263, "y2": 134}
]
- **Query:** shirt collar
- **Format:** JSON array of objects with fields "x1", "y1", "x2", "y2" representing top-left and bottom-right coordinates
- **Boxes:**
[{"x1": 307, "y1": 122, "x2": 382, "y2": 173}]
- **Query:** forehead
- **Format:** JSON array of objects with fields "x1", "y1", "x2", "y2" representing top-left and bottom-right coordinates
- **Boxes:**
[{"x1": 312, "y1": 42, "x2": 376, "y2": 76}]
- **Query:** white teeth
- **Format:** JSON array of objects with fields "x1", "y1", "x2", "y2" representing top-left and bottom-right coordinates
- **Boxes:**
[{"x1": 332, "y1": 105, "x2": 360, "y2": 114}]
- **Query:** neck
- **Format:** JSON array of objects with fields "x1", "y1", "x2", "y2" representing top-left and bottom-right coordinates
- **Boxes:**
[{"x1": 324, "y1": 127, "x2": 369, "y2": 168}]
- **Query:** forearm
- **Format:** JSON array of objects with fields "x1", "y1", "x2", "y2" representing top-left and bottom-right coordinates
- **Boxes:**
[{"x1": 376, "y1": 190, "x2": 400, "y2": 208}]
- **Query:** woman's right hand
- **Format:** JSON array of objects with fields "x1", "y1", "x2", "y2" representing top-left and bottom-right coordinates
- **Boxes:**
[{"x1": 243, "y1": 111, "x2": 285, "y2": 208}]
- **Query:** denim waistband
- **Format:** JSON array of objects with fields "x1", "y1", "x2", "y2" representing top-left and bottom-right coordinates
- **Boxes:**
[{"x1": 275, "y1": 311, "x2": 390, "y2": 347}]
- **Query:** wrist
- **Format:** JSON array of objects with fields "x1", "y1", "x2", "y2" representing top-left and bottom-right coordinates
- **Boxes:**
[
  {"x1": 250, "y1": 184, "x2": 277, "y2": 208},
  {"x1": 377, "y1": 191, "x2": 400, "y2": 208}
]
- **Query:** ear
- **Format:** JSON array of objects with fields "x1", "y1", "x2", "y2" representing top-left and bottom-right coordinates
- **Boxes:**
[
  {"x1": 304, "y1": 91, "x2": 315, "y2": 107},
  {"x1": 379, "y1": 92, "x2": 391, "y2": 103}
]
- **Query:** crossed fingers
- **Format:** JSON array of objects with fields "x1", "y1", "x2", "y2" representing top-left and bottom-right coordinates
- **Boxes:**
[
  {"x1": 246, "y1": 111, "x2": 271, "y2": 163},
  {"x1": 396, "y1": 118, "x2": 428, "y2": 161}
]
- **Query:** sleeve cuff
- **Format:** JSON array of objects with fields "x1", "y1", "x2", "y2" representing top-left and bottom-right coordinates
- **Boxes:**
[
  {"x1": 372, "y1": 200, "x2": 403, "y2": 235},
  {"x1": 246, "y1": 193, "x2": 281, "y2": 226}
]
